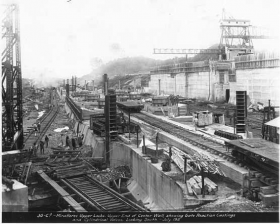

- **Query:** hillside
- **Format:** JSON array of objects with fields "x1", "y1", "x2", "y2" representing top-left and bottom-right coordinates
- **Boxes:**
[{"x1": 78, "y1": 44, "x2": 220, "y2": 88}]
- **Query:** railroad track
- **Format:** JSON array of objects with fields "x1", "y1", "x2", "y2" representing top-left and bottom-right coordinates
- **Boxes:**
[
  {"x1": 60, "y1": 175, "x2": 145, "y2": 211},
  {"x1": 24, "y1": 90, "x2": 59, "y2": 151},
  {"x1": 133, "y1": 113, "x2": 278, "y2": 187},
  {"x1": 132, "y1": 113, "x2": 235, "y2": 160}
]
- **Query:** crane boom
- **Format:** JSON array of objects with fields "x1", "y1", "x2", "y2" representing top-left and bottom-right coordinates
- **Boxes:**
[{"x1": 153, "y1": 48, "x2": 221, "y2": 55}]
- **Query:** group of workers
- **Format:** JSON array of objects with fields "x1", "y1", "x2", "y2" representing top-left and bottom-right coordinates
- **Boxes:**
[
  {"x1": 29, "y1": 118, "x2": 85, "y2": 156},
  {"x1": 65, "y1": 133, "x2": 84, "y2": 150},
  {"x1": 29, "y1": 134, "x2": 49, "y2": 156}
]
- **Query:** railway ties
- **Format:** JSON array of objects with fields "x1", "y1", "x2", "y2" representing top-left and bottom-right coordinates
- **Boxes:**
[
  {"x1": 60, "y1": 175, "x2": 145, "y2": 212},
  {"x1": 24, "y1": 101, "x2": 59, "y2": 151},
  {"x1": 133, "y1": 113, "x2": 235, "y2": 160}
]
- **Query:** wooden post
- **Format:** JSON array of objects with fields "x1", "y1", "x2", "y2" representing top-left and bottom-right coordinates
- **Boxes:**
[
  {"x1": 234, "y1": 111, "x2": 236, "y2": 134},
  {"x1": 201, "y1": 166, "x2": 205, "y2": 198},
  {"x1": 156, "y1": 134, "x2": 158, "y2": 158},
  {"x1": 136, "y1": 126, "x2": 139, "y2": 148},
  {"x1": 128, "y1": 110, "x2": 131, "y2": 140},
  {"x1": 169, "y1": 146, "x2": 172, "y2": 158},
  {"x1": 143, "y1": 135, "x2": 146, "y2": 154},
  {"x1": 184, "y1": 156, "x2": 187, "y2": 183}
]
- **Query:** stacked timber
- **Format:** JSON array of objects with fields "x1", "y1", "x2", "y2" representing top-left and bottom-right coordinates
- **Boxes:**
[
  {"x1": 259, "y1": 185, "x2": 279, "y2": 207},
  {"x1": 50, "y1": 162, "x2": 90, "y2": 179},
  {"x1": 245, "y1": 170, "x2": 279, "y2": 207},
  {"x1": 186, "y1": 175, "x2": 218, "y2": 196}
]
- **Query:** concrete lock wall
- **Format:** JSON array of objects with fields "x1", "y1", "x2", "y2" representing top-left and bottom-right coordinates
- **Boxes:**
[
  {"x1": 2, "y1": 180, "x2": 28, "y2": 212},
  {"x1": 148, "y1": 73, "x2": 186, "y2": 96},
  {"x1": 187, "y1": 71, "x2": 215, "y2": 100},
  {"x1": 65, "y1": 103, "x2": 104, "y2": 158},
  {"x1": 110, "y1": 142, "x2": 185, "y2": 210},
  {"x1": 229, "y1": 67, "x2": 280, "y2": 106}
]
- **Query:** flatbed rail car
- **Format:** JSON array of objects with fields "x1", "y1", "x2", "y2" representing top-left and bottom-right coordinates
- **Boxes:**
[{"x1": 225, "y1": 138, "x2": 279, "y2": 175}]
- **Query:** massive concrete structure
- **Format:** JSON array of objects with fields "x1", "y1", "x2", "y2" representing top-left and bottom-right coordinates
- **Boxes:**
[{"x1": 149, "y1": 52, "x2": 280, "y2": 106}]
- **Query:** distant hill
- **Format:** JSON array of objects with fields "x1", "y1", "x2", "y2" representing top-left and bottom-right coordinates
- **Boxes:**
[
  {"x1": 78, "y1": 44, "x2": 220, "y2": 88},
  {"x1": 78, "y1": 56, "x2": 160, "y2": 87}
]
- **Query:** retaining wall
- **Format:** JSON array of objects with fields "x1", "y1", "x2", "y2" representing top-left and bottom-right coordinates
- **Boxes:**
[{"x1": 110, "y1": 142, "x2": 185, "y2": 210}]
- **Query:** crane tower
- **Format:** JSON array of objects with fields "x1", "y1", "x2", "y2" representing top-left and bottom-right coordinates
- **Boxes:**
[{"x1": 2, "y1": 4, "x2": 23, "y2": 151}]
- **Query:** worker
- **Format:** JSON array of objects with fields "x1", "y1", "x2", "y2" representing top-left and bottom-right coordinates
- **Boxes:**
[
  {"x1": 33, "y1": 142, "x2": 38, "y2": 156},
  {"x1": 37, "y1": 122, "x2": 41, "y2": 133},
  {"x1": 60, "y1": 134, "x2": 64, "y2": 146},
  {"x1": 72, "y1": 137, "x2": 76, "y2": 149},
  {"x1": 194, "y1": 117, "x2": 198, "y2": 131},
  {"x1": 78, "y1": 134, "x2": 82, "y2": 147},
  {"x1": 81, "y1": 133, "x2": 84, "y2": 141},
  {"x1": 29, "y1": 143, "x2": 35, "y2": 155},
  {"x1": 66, "y1": 136, "x2": 69, "y2": 147},
  {"x1": 40, "y1": 140, "x2": 45, "y2": 154},
  {"x1": 45, "y1": 135, "x2": 49, "y2": 148},
  {"x1": 67, "y1": 136, "x2": 72, "y2": 150},
  {"x1": 33, "y1": 124, "x2": 38, "y2": 136}
]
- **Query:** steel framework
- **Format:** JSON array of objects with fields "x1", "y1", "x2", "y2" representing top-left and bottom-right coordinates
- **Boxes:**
[
  {"x1": 219, "y1": 9, "x2": 275, "y2": 53},
  {"x1": 153, "y1": 48, "x2": 222, "y2": 55},
  {"x1": 2, "y1": 4, "x2": 23, "y2": 151}
]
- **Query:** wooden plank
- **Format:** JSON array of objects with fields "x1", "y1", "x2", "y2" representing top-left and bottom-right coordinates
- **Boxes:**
[
  {"x1": 258, "y1": 192, "x2": 279, "y2": 207},
  {"x1": 37, "y1": 170, "x2": 86, "y2": 212},
  {"x1": 260, "y1": 186, "x2": 278, "y2": 195},
  {"x1": 204, "y1": 177, "x2": 218, "y2": 191}
]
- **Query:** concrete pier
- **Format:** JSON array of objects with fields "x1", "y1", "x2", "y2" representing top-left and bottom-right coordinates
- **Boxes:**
[{"x1": 2, "y1": 180, "x2": 28, "y2": 212}]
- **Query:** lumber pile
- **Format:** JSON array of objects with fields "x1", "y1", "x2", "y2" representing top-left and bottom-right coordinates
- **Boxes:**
[
  {"x1": 168, "y1": 147, "x2": 225, "y2": 176},
  {"x1": 245, "y1": 170, "x2": 279, "y2": 207},
  {"x1": 259, "y1": 185, "x2": 279, "y2": 207},
  {"x1": 49, "y1": 162, "x2": 90, "y2": 179},
  {"x1": 186, "y1": 175, "x2": 218, "y2": 196},
  {"x1": 191, "y1": 153, "x2": 224, "y2": 176}
]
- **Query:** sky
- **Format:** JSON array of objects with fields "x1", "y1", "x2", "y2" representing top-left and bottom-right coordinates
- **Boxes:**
[{"x1": 2, "y1": 0, "x2": 280, "y2": 79}]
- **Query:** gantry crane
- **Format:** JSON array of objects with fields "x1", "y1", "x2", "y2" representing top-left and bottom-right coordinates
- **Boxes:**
[{"x1": 154, "y1": 9, "x2": 277, "y2": 60}]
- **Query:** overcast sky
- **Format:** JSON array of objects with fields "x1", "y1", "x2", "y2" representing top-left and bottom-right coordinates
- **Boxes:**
[{"x1": 2, "y1": 0, "x2": 280, "y2": 79}]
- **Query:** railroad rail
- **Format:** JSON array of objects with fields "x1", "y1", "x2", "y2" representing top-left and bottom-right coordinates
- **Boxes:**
[
  {"x1": 24, "y1": 90, "x2": 59, "y2": 151},
  {"x1": 65, "y1": 96, "x2": 82, "y2": 121},
  {"x1": 60, "y1": 175, "x2": 146, "y2": 211},
  {"x1": 132, "y1": 113, "x2": 235, "y2": 160},
  {"x1": 132, "y1": 113, "x2": 279, "y2": 194}
]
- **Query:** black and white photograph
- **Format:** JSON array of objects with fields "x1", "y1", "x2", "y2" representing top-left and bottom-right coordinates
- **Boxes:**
[{"x1": 1, "y1": 0, "x2": 279, "y2": 223}]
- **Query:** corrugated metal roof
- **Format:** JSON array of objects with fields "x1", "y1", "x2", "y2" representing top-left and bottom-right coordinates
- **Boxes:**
[{"x1": 265, "y1": 117, "x2": 280, "y2": 128}]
